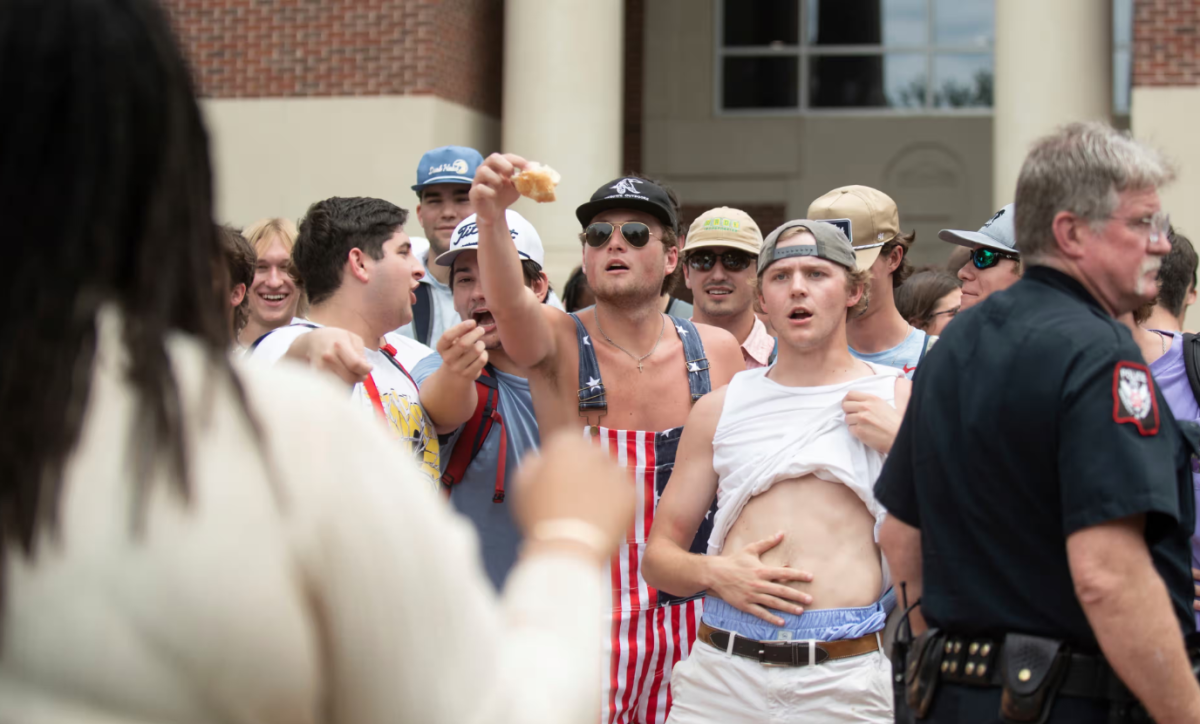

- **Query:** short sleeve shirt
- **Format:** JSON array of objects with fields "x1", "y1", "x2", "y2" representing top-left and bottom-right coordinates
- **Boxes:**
[
  {"x1": 252, "y1": 323, "x2": 441, "y2": 484},
  {"x1": 412, "y1": 356, "x2": 542, "y2": 590},
  {"x1": 850, "y1": 326, "x2": 930, "y2": 379},
  {"x1": 875, "y1": 267, "x2": 1195, "y2": 650}
]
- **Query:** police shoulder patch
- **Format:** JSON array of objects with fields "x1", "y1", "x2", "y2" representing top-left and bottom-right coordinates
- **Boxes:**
[{"x1": 1112, "y1": 360, "x2": 1159, "y2": 436}]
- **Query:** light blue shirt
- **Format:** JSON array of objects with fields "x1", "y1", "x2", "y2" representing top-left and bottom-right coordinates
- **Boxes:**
[
  {"x1": 849, "y1": 326, "x2": 930, "y2": 379},
  {"x1": 412, "y1": 355, "x2": 541, "y2": 590}
]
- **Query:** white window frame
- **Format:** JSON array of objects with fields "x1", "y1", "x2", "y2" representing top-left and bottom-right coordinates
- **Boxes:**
[{"x1": 713, "y1": 0, "x2": 995, "y2": 117}]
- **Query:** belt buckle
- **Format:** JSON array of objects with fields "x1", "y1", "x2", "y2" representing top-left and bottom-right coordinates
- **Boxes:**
[{"x1": 759, "y1": 641, "x2": 829, "y2": 667}]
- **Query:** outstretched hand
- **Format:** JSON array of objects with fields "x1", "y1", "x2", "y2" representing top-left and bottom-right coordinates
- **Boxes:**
[
  {"x1": 470, "y1": 153, "x2": 527, "y2": 224},
  {"x1": 707, "y1": 532, "x2": 815, "y2": 626},
  {"x1": 285, "y1": 327, "x2": 372, "y2": 386},
  {"x1": 436, "y1": 319, "x2": 488, "y2": 381}
]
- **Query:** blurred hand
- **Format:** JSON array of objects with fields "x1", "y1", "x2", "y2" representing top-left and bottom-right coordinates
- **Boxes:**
[
  {"x1": 843, "y1": 378, "x2": 911, "y2": 454},
  {"x1": 470, "y1": 153, "x2": 526, "y2": 224},
  {"x1": 436, "y1": 319, "x2": 488, "y2": 381},
  {"x1": 513, "y1": 432, "x2": 635, "y2": 563},
  {"x1": 285, "y1": 328, "x2": 372, "y2": 386}
]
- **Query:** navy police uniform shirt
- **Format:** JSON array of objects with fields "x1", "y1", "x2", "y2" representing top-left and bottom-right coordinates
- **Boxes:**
[{"x1": 875, "y1": 266, "x2": 1196, "y2": 651}]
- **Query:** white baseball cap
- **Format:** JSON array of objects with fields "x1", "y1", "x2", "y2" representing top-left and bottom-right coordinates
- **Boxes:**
[{"x1": 435, "y1": 210, "x2": 545, "y2": 268}]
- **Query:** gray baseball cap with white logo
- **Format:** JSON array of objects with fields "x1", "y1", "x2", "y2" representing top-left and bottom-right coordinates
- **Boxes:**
[{"x1": 938, "y1": 203, "x2": 1018, "y2": 254}]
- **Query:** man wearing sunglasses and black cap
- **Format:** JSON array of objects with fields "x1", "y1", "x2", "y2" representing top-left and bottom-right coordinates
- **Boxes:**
[
  {"x1": 877, "y1": 123, "x2": 1200, "y2": 723},
  {"x1": 682, "y1": 207, "x2": 775, "y2": 369},
  {"x1": 469, "y1": 153, "x2": 745, "y2": 724},
  {"x1": 939, "y1": 203, "x2": 1022, "y2": 312}
]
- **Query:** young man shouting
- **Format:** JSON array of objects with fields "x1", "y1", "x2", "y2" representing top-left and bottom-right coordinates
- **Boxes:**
[
  {"x1": 471, "y1": 155, "x2": 745, "y2": 724},
  {"x1": 644, "y1": 220, "x2": 908, "y2": 723}
]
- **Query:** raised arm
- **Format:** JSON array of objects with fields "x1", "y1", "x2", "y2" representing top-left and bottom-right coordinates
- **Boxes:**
[
  {"x1": 472, "y1": 153, "x2": 560, "y2": 370},
  {"x1": 643, "y1": 387, "x2": 813, "y2": 625},
  {"x1": 1068, "y1": 516, "x2": 1200, "y2": 724}
]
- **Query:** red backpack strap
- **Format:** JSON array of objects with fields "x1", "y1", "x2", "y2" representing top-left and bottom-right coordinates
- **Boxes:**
[{"x1": 441, "y1": 366, "x2": 507, "y2": 503}]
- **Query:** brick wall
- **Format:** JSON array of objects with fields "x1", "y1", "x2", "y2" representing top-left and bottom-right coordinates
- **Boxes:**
[
  {"x1": 162, "y1": 0, "x2": 503, "y2": 115},
  {"x1": 1134, "y1": 0, "x2": 1200, "y2": 86}
]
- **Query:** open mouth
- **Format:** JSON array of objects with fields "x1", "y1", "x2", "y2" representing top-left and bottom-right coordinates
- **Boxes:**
[
  {"x1": 605, "y1": 260, "x2": 630, "y2": 272},
  {"x1": 259, "y1": 292, "x2": 289, "y2": 304},
  {"x1": 705, "y1": 287, "x2": 734, "y2": 297},
  {"x1": 472, "y1": 309, "x2": 497, "y2": 330},
  {"x1": 788, "y1": 308, "x2": 813, "y2": 322}
]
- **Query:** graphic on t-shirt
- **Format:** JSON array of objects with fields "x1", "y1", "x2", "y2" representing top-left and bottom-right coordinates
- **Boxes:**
[{"x1": 377, "y1": 390, "x2": 440, "y2": 480}]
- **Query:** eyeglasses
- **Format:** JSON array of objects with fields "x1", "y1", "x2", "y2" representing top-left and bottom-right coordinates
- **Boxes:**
[
  {"x1": 1110, "y1": 211, "x2": 1171, "y2": 243},
  {"x1": 686, "y1": 249, "x2": 754, "y2": 272},
  {"x1": 971, "y1": 248, "x2": 1019, "y2": 270},
  {"x1": 929, "y1": 306, "x2": 959, "y2": 320},
  {"x1": 584, "y1": 221, "x2": 653, "y2": 248}
]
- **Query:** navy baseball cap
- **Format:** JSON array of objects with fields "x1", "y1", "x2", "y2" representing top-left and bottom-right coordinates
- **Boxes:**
[{"x1": 412, "y1": 146, "x2": 484, "y2": 193}]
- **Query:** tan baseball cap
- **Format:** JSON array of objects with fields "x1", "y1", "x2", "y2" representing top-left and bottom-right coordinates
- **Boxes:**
[
  {"x1": 684, "y1": 207, "x2": 763, "y2": 256},
  {"x1": 807, "y1": 185, "x2": 901, "y2": 270}
]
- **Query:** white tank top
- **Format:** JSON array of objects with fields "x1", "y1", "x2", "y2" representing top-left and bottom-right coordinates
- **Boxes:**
[{"x1": 707, "y1": 362, "x2": 903, "y2": 558}]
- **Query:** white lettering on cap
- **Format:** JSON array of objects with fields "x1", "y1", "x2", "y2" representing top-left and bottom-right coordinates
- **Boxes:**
[
  {"x1": 612, "y1": 178, "x2": 642, "y2": 195},
  {"x1": 429, "y1": 159, "x2": 470, "y2": 175}
]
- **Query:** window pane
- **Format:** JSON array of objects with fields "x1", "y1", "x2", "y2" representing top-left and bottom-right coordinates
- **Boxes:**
[
  {"x1": 724, "y1": 0, "x2": 799, "y2": 47},
  {"x1": 1114, "y1": 0, "x2": 1133, "y2": 46},
  {"x1": 723, "y1": 56, "x2": 799, "y2": 109},
  {"x1": 934, "y1": 0, "x2": 993, "y2": 48},
  {"x1": 1114, "y1": 48, "x2": 1131, "y2": 115},
  {"x1": 806, "y1": 0, "x2": 927, "y2": 47},
  {"x1": 809, "y1": 53, "x2": 926, "y2": 108},
  {"x1": 932, "y1": 54, "x2": 993, "y2": 107}
]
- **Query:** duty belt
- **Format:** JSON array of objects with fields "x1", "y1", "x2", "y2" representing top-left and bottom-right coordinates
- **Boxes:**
[
  {"x1": 933, "y1": 633, "x2": 1134, "y2": 703},
  {"x1": 698, "y1": 621, "x2": 879, "y2": 667}
]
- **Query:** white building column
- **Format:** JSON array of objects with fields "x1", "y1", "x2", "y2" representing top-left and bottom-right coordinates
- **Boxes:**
[
  {"x1": 993, "y1": 0, "x2": 1112, "y2": 208},
  {"x1": 503, "y1": 0, "x2": 624, "y2": 287}
]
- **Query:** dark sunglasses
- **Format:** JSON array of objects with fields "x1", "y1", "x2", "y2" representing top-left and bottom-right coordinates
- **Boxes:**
[
  {"x1": 971, "y1": 248, "x2": 1019, "y2": 270},
  {"x1": 584, "y1": 221, "x2": 653, "y2": 248},
  {"x1": 686, "y1": 249, "x2": 754, "y2": 272}
]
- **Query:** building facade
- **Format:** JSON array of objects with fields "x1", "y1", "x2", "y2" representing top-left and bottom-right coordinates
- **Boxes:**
[{"x1": 168, "y1": 0, "x2": 1200, "y2": 324}]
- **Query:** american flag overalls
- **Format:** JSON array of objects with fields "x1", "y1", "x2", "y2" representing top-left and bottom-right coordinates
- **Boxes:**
[{"x1": 571, "y1": 313, "x2": 719, "y2": 724}]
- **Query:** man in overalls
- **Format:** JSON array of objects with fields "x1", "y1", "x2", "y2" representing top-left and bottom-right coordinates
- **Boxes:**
[{"x1": 469, "y1": 153, "x2": 746, "y2": 724}]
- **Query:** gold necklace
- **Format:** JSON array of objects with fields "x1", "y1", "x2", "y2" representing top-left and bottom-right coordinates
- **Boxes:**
[{"x1": 593, "y1": 308, "x2": 665, "y2": 373}]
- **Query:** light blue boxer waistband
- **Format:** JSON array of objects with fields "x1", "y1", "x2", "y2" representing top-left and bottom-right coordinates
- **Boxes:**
[{"x1": 702, "y1": 588, "x2": 895, "y2": 642}]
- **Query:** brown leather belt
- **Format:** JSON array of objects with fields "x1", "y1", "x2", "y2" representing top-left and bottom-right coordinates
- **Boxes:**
[{"x1": 697, "y1": 621, "x2": 879, "y2": 667}]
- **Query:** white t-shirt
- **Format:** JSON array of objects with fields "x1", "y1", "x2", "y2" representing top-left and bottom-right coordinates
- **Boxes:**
[{"x1": 252, "y1": 322, "x2": 440, "y2": 482}]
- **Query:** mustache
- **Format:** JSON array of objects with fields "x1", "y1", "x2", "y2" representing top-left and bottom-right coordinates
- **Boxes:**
[{"x1": 1140, "y1": 258, "x2": 1162, "y2": 277}]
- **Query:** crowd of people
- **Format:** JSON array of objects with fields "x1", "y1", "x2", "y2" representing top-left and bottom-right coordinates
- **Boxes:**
[{"x1": 4, "y1": 1, "x2": 1200, "y2": 723}]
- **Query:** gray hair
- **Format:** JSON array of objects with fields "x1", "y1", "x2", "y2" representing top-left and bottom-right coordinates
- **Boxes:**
[{"x1": 1014, "y1": 122, "x2": 1176, "y2": 264}]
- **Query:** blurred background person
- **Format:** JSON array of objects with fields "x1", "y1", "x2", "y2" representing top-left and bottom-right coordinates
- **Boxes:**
[
  {"x1": 238, "y1": 217, "x2": 304, "y2": 347},
  {"x1": 562, "y1": 265, "x2": 595, "y2": 313},
  {"x1": 895, "y1": 270, "x2": 961, "y2": 337},
  {"x1": 218, "y1": 224, "x2": 256, "y2": 347},
  {"x1": 1143, "y1": 227, "x2": 1198, "y2": 334},
  {"x1": 939, "y1": 204, "x2": 1022, "y2": 312},
  {"x1": 0, "y1": 2, "x2": 636, "y2": 723}
]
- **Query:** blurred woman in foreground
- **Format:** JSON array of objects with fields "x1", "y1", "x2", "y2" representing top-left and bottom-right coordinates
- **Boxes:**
[{"x1": 0, "y1": 2, "x2": 632, "y2": 722}]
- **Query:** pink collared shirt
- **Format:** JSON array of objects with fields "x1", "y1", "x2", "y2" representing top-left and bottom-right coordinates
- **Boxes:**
[{"x1": 741, "y1": 316, "x2": 775, "y2": 369}]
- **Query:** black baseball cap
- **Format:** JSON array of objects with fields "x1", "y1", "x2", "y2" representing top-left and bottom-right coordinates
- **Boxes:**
[{"x1": 575, "y1": 177, "x2": 678, "y2": 232}]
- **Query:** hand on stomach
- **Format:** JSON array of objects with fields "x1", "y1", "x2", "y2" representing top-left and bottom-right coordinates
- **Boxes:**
[{"x1": 712, "y1": 474, "x2": 882, "y2": 626}]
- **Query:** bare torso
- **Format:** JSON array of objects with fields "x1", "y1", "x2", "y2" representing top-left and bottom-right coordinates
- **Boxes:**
[
  {"x1": 722, "y1": 474, "x2": 882, "y2": 611},
  {"x1": 529, "y1": 308, "x2": 735, "y2": 436}
]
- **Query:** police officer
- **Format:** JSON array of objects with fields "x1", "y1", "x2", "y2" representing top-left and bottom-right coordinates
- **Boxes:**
[{"x1": 875, "y1": 121, "x2": 1200, "y2": 723}]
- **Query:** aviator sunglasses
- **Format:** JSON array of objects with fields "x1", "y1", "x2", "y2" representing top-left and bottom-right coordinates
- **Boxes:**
[
  {"x1": 971, "y1": 247, "x2": 1019, "y2": 270},
  {"x1": 686, "y1": 249, "x2": 754, "y2": 272},
  {"x1": 584, "y1": 221, "x2": 653, "y2": 248}
]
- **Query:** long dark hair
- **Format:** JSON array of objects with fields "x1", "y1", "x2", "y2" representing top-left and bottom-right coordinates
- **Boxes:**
[{"x1": 0, "y1": 0, "x2": 259, "y2": 635}]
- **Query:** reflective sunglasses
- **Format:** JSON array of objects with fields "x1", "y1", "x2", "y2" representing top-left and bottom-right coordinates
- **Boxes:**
[
  {"x1": 584, "y1": 221, "x2": 653, "y2": 248},
  {"x1": 686, "y1": 249, "x2": 754, "y2": 272},
  {"x1": 971, "y1": 248, "x2": 1019, "y2": 270}
]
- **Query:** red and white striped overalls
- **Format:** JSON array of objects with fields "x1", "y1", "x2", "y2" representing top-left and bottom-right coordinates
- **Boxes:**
[{"x1": 571, "y1": 314, "x2": 718, "y2": 724}]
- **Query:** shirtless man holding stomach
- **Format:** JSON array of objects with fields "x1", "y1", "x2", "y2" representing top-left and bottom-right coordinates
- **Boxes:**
[{"x1": 644, "y1": 220, "x2": 908, "y2": 723}]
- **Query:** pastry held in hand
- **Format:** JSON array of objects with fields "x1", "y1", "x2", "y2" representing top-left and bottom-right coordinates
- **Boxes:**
[{"x1": 513, "y1": 162, "x2": 561, "y2": 203}]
